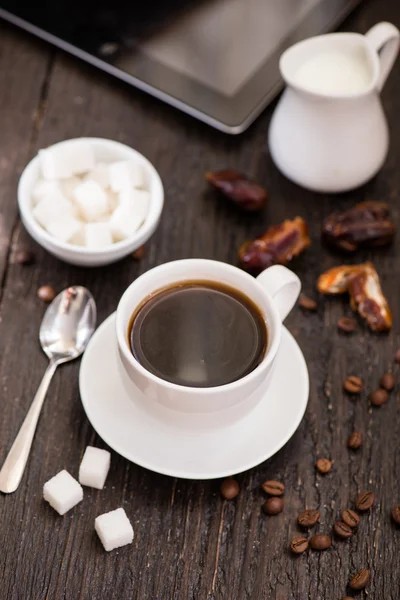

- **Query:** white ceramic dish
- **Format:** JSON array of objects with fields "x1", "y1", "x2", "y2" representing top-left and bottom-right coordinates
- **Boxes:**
[
  {"x1": 79, "y1": 313, "x2": 309, "y2": 479},
  {"x1": 18, "y1": 137, "x2": 164, "y2": 267}
]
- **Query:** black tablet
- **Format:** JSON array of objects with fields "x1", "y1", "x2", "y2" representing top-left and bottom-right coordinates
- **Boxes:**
[{"x1": 0, "y1": 0, "x2": 363, "y2": 133}]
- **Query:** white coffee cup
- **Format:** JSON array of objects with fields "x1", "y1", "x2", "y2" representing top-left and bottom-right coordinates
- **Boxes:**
[{"x1": 116, "y1": 259, "x2": 300, "y2": 414}]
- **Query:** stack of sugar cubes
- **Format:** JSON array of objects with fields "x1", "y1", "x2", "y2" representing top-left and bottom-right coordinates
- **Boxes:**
[
  {"x1": 32, "y1": 141, "x2": 150, "y2": 249},
  {"x1": 43, "y1": 446, "x2": 134, "y2": 552}
]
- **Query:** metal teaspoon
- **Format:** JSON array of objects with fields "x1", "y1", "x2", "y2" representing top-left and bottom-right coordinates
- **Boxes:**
[{"x1": 0, "y1": 286, "x2": 96, "y2": 493}]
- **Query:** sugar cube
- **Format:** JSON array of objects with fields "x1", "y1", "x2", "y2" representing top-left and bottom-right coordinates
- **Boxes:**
[
  {"x1": 33, "y1": 192, "x2": 75, "y2": 229},
  {"x1": 69, "y1": 226, "x2": 85, "y2": 246},
  {"x1": 46, "y1": 215, "x2": 82, "y2": 243},
  {"x1": 39, "y1": 148, "x2": 73, "y2": 180},
  {"x1": 85, "y1": 222, "x2": 113, "y2": 248},
  {"x1": 73, "y1": 180, "x2": 109, "y2": 222},
  {"x1": 60, "y1": 176, "x2": 82, "y2": 199},
  {"x1": 84, "y1": 163, "x2": 110, "y2": 189},
  {"x1": 108, "y1": 190, "x2": 119, "y2": 213},
  {"x1": 118, "y1": 188, "x2": 150, "y2": 220},
  {"x1": 39, "y1": 142, "x2": 95, "y2": 180},
  {"x1": 110, "y1": 204, "x2": 144, "y2": 241},
  {"x1": 32, "y1": 179, "x2": 61, "y2": 205},
  {"x1": 95, "y1": 508, "x2": 134, "y2": 552},
  {"x1": 79, "y1": 446, "x2": 111, "y2": 489},
  {"x1": 67, "y1": 141, "x2": 96, "y2": 174},
  {"x1": 108, "y1": 160, "x2": 145, "y2": 192},
  {"x1": 43, "y1": 470, "x2": 83, "y2": 515}
]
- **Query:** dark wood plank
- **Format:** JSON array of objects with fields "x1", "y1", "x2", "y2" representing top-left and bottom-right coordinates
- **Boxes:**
[
  {"x1": 1, "y1": 0, "x2": 400, "y2": 597},
  {"x1": 0, "y1": 23, "x2": 52, "y2": 283}
]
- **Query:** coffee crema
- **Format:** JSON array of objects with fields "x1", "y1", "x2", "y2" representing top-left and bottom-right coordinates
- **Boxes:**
[{"x1": 128, "y1": 280, "x2": 267, "y2": 388}]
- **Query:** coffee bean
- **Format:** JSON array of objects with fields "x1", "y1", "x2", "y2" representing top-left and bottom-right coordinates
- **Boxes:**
[
  {"x1": 263, "y1": 497, "x2": 284, "y2": 515},
  {"x1": 391, "y1": 504, "x2": 400, "y2": 525},
  {"x1": 337, "y1": 316, "x2": 357, "y2": 333},
  {"x1": 290, "y1": 537, "x2": 308, "y2": 554},
  {"x1": 342, "y1": 509, "x2": 360, "y2": 528},
  {"x1": 395, "y1": 349, "x2": 400, "y2": 364},
  {"x1": 298, "y1": 509, "x2": 320, "y2": 527},
  {"x1": 344, "y1": 375, "x2": 363, "y2": 394},
  {"x1": 355, "y1": 490, "x2": 375, "y2": 511},
  {"x1": 15, "y1": 249, "x2": 35, "y2": 265},
  {"x1": 333, "y1": 521, "x2": 353, "y2": 539},
  {"x1": 261, "y1": 480, "x2": 285, "y2": 496},
  {"x1": 310, "y1": 534, "x2": 331, "y2": 550},
  {"x1": 316, "y1": 458, "x2": 332, "y2": 474},
  {"x1": 370, "y1": 388, "x2": 388, "y2": 407},
  {"x1": 220, "y1": 478, "x2": 240, "y2": 500},
  {"x1": 380, "y1": 372, "x2": 395, "y2": 391},
  {"x1": 349, "y1": 568, "x2": 370, "y2": 590},
  {"x1": 347, "y1": 431, "x2": 363, "y2": 449},
  {"x1": 37, "y1": 285, "x2": 56, "y2": 303},
  {"x1": 132, "y1": 246, "x2": 145, "y2": 260},
  {"x1": 299, "y1": 296, "x2": 317, "y2": 311}
]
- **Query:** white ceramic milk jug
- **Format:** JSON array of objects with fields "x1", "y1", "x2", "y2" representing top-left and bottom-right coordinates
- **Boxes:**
[{"x1": 269, "y1": 22, "x2": 400, "y2": 193}]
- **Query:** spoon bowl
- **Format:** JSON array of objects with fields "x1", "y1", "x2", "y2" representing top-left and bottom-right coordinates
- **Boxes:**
[{"x1": 40, "y1": 286, "x2": 96, "y2": 363}]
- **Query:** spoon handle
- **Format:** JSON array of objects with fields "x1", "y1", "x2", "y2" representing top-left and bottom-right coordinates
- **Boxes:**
[{"x1": 0, "y1": 360, "x2": 58, "y2": 493}]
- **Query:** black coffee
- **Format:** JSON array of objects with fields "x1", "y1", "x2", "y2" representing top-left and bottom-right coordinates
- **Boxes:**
[{"x1": 129, "y1": 280, "x2": 267, "y2": 388}]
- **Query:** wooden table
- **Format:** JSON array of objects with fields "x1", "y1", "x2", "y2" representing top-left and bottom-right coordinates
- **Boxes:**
[{"x1": 1, "y1": 1, "x2": 400, "y2": 598}]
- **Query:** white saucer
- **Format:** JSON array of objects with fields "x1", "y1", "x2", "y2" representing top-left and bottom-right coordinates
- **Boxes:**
[{"x1": 79, "y1": 313, "x2": 309, "y2": 479}]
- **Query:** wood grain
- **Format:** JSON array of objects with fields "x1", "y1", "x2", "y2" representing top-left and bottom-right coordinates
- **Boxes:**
[{"x1": 1, "y1": 1, "x2": 400, "y2": 598}]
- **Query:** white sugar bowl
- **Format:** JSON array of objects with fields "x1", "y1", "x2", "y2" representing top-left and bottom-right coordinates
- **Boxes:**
[{"x1": 18, "y1": 137, "x2": 164, "y2": 267}]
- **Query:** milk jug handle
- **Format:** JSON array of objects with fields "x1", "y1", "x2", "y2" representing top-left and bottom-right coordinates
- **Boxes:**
[{"x1": 365, "y1": 22, "x2": 400, "y2": 91}]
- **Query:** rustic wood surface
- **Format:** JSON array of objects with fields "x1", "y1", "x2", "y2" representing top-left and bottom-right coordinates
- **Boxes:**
[{"x1": 1, "y1": 1, "x2": 400, "y2": 598}]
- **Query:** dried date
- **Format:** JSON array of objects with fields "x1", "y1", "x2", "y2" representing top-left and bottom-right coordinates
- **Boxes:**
[
  {"x1": 317, "y1": 265, "x2": 364, "y2": 295},
  {"x1": 205, "y1": 169, "x2": 267, "y2": 211},
  {"x1": 322, "y1": 201, "x2": 395, "y2": 252},
  {"x1": 348, "y1": 262, "x2": 392, "y2": 331},
  {"x1": 317, "y1": 262, "x2": 392, "y2": 331},
  {"x1": 238, "y1": 217, "x2": 311, "y2": 274}
]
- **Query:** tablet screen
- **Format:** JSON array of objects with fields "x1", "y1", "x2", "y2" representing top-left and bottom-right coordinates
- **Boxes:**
[{"x1": 140, "y1": 0, "x2": 322, "y2": 96}]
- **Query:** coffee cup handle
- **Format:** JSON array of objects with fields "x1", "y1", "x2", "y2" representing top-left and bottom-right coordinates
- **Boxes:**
[{"x1": 256, "y1": 265, "x2": 301, "y2": 322}]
